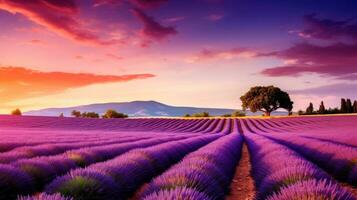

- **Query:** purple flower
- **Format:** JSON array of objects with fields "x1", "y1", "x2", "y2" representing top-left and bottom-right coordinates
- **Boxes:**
[
  {"x1": 139, "y1": 134, "x2": 243, "y2": 199},
  {"x1": 45, "y1": 169, "x2": 121, "y2": 200},
  {"x1": 17, "y1": 193, "x2": 73, "y2": 200},
  {"x1": 267, "y1": 179, "x2": 356, "y2": 200},
  {"x1": 0, "y1": 164, "x2": 34, "y2": 199},
  {"x1": 143, "y1": 187, "x2": 211, "y2": 200}
]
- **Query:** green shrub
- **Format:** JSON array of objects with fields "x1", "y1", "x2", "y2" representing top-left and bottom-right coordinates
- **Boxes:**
[
  {"x1": 102, "y1": 109, "x2": 128, "y2": 118},
  {"x1": 11, "y1": 108, "x2": 22, "y2": 116}
]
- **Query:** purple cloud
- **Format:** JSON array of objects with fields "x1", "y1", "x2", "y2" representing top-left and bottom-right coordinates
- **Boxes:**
[
  {"x1": 260, "y1": 42, "x2": 357, "y2": 80},
  {"x1": 132, "y1": 8, "x2": 177, "y2": 46},
  {"x1": 206, "y1": 14, "x2": 224, "y2": 21},
  {"x1": 290, "y1": 83, "x2": 357, "y2": 97},
  {"x1": 299, "y1": 14, "x2": 357, "y2": 41},
  {"x1": 130, "y1": 0, "x2": 168, "y2": 9}
]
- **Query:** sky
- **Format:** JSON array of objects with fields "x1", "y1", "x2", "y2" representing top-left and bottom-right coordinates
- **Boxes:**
[{"x1": 1, "y1": 0, "x2": 357, "y2": 113}]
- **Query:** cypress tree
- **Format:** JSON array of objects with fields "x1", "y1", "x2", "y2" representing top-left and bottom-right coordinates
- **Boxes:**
[
  {"x1": 318, "y1": 101, "x2": 326, "y2": 114},
  {"x1": 353, "y1": 100, "x2": 357, "y2": 113},
  {"x1": 340, "y1": 98, "x2": 347, "y2": 113},
  {"x1": 306, "y1": 102, "x2": 314, "y2": 115},
  {"x1": 346, "y1": 99, "x2": 353, "y2": 113}
]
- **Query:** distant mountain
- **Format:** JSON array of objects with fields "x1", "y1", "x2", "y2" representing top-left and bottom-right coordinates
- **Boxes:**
[{"x1": 24, "y1": 100, "x2": 287, "y2": 117}]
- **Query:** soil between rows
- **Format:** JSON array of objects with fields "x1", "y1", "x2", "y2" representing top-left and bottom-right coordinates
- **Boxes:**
[{"x1": 226, "y1": 144, "x2": 256, "y2": 200}]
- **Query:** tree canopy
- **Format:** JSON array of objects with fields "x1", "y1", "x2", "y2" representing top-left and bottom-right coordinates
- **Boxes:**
[
  {"x1": 318, "y1": 101, "x2": 326, "y2": 114},
  {"x1": 102, "y1": 109, "x2": 128, "y2": 118},
  {"x1": 71, "y1": 110, "x2": 81, "y2": 118},
  {"x1": 240, "y1": 86, "x2": 293, "y2": 116},
  {"x1": 11, "y1": 108, "x2": 22, "y2": 116}
]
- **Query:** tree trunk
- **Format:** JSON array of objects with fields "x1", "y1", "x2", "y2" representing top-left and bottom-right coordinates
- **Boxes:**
[{"x1": 264, "y1": 112, "x2": 271, "y2": 116}]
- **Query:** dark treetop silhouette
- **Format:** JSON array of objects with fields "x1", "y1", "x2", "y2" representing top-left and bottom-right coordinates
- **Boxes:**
[{"x1": 240, "y1": 86, "x2": 293, "y2": 116}]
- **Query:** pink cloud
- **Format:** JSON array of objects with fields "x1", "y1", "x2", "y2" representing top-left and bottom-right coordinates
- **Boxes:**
[
  {"x1": 0, "y1": 0, "x2": 120, "y2": 46},
  {"x1": 93, "y1": 0, "x2": 122, "y2": 7},
  {"x1": 25, "y1": 39, "x2": 47, "y2": 46},
  {"x1": 75, "y1": 55, "x2": 84, "y2": 59},
  {"x1": 132, "y1": 8, "x2": 177, "y2": 46},
  {"x1": 106, "y1": 53, "x2": 124, "y2": 60},
  {"x1": 206, "y1": 14, "x2": 224, "y2": 21},
  {"x1": 189, "y1": 47, "x2": 256, "y2": 62},
  {"x1": 164, "y1": 16, "x2": 186, "y2": 23}
]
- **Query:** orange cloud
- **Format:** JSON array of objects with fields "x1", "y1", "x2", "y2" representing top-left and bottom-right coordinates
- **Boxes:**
[{"x1": 0, "y1": 66, "x2": 155, "y2": 104}]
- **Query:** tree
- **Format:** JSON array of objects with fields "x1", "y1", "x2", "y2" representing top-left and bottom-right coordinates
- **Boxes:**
[
  {"x1": 82, "y1": 112, "x2": 99, "y2": 118},
  {"x1": 183, "y1": 114, "x2": 191, "y2": 117},
  {"x1": 11, "y1": 108, "x2": 22, "y2": 116},
  {"x1": 340, "y1": 98, "x2": 347, "y2": 113},
  {"x1": 353, "y1": 100, "x2": 357, "y2": 113},
  {"x1": 346, "y1": 99, "x2": 353, "y2": 113},
  {"x1": 240, "y1": 86, "x2": 293, "y2": 116},
  {"x1": 71, "y1": 110, "x2": 81, "y2": 118},
  {"x1": 326, "y1": 107, "x2": 340, "y2": 114},
  {"x1": 318, "y1": 101, "x2": 326, "y2": 114},
  {"x1": 102, "y1": 109, "x2": 128, "y2": 118},
  {"x1": 192, "y1": 112, "x2": 210, "y2": 117},
  {"x1": 306, "y1": 103, "x2": 314, "y2": 115},
  {"x1": 59, "y1": 113, "x2": 64, "y2": 118},
  {"x1": 232, "y1": 110, "x2": 246, "y2": 117}
]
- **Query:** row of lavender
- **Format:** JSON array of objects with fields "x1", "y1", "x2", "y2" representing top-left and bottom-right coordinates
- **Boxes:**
[
  {"x1": 239, "y1": 116, "x2": 357, "y2": 199},
  {"x1": 0, "y1": 118, "x2": 235, "y2": 154},
  {"x1": 245, "y1": 133, "x2": 355, "y2": 200},
  {"x1": 0, "y1": 118, "x2": 243, "y2": 199},
  {"x1": 0, "y1": 134, "x2": 200, "y2": 199},
  {"x1": 19, "y1": 133, "x2": 243, "y2": 200},
  {"x1": 0, "y1": 115, "x2": 236, "y2": 133},
  {"x1": 240, "y1": 117, "x2": 357, "y2": 186},
  {"x1": 0, "y1": 115, "x2": 356, "y2": 199}
]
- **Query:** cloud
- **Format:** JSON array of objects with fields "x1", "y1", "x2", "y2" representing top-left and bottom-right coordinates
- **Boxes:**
[
  {"x1": 206, "y1": 14, "x2": 224, "y2": 21},
  {"x1": 93, "y1": 0, "x2": 167, "y2": 8},
  {"x1": 93, "y1": 0, "x2": 122, "y2": 7},
  {"x1": 75, "y1": 55, "x2": 84, "y2": 59},
  {"x1": 298, "y1": 14, "x2": 357, "y2": 41},
  {"x1": 130, "y1": 0, "x2": 168, "y2": 9},
  {"x1": 106, "y1": 53, "x2": 123, "y2": 60},
  {"x1": 0, "y1": 66, "x2": 155, "y2": 104},
  {"x1": 24, "y1": 39, "x2": 47, "y2": 46},
  {"x1": 188, "y1": 47, "x2": 256, "y2": 62},
  {"x1": 132, "y1": 8, "x2": 177, "y2": 46},
  {"x1": 260, "y1": 42, "x2": 357, "y2": 79},
  {"x1": 164, "y1": 16, "x2": 186, "y2": 23},
  {"x1": 0, "y1": 0, "x2": 120, "y2": 46},
  {"x1": 290, "y1": 83, "x2": 357, "y2": 97}
]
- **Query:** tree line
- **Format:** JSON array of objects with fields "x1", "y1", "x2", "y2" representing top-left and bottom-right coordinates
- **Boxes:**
[
  {"x1": 71, "y1": 109, "x2": 128, "y2": 118},
  {"x1": 183, "y1": 110, "x2": 246, "y2": 118},
  {"x1": 300, "y1": 98, "x2": 357, "y2": 115}
]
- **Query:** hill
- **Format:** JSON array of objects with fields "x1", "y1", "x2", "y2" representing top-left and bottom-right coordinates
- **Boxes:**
[
  {"x1": 24, "y1": 100, "x2": 287, "y2": 117},
  {"x1": 24, "y1": 101, "x2": 235, "y2": 117}
]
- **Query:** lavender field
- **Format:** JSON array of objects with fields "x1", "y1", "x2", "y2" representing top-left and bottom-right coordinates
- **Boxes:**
[{"x1": 0, "y1": 115, "x2": 356, "y2": 200}]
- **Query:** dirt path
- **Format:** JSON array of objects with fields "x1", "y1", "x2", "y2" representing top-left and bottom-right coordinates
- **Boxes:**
[
  {"x1": 341, "y1": 183, "x2": 357, "y2": 198},
  {"x1": 226, "y1": 144, "x2": 256, "y2": 200}
]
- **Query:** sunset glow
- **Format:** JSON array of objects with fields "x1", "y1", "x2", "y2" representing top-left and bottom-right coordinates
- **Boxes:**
[{"x1": 1, "y1": 0, "x2": 357, "y2": 113}]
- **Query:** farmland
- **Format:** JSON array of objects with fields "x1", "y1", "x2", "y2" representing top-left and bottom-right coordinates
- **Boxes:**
[{"x1": 0, "y1": 115, "x2": 356, "y2": 200}]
